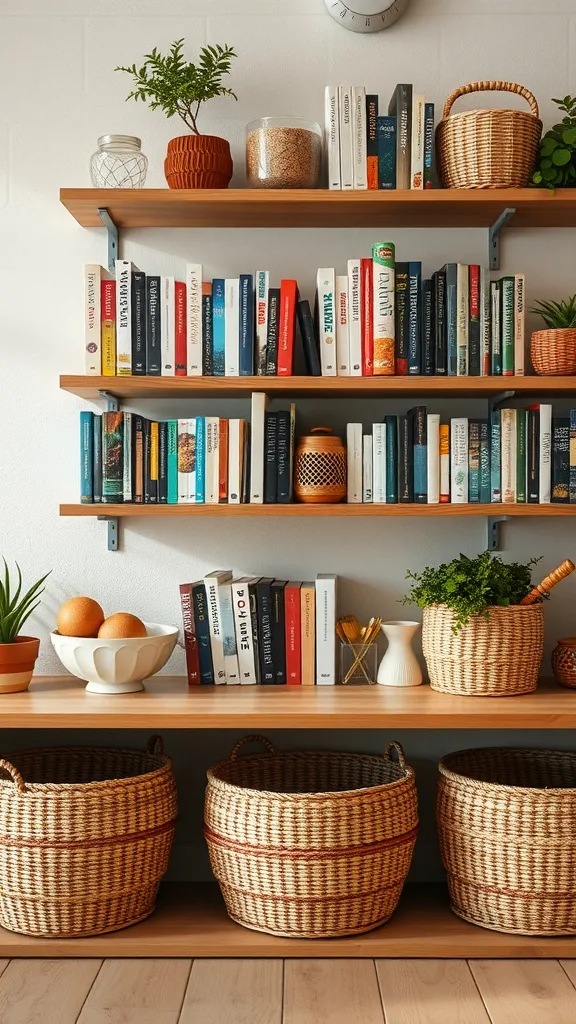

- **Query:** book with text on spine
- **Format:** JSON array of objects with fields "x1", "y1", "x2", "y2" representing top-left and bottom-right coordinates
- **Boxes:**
[
  {"x1": 101, "y1": 277, "x2": 116, "y2": 377},
  {"x1": 84, "y1": 265, "x2": 107, "y2": 375},
  {"x1": 115, "y1": 260, "x2": 139, "y2": 376},
  {"x1": 372, "y1": 242, "x2": 395, "y2": 376},
  {"x1": 192, "y1": 582, "x2": 214, "y2": 684},
  {"x1": 347, "y1": 259, "x2": 362, "y2": 376},
  {"x1": 360, "y1": 257, "x2": 373, "y2": 375},
  {"x1": 315, "y1": 574, "x2": 337, "y2": 686},
  {"x1": 317, "y1": 269, "x2": 336, "y2": 376},
  {"x1": 338, "y1": 86, "x2": 353, "y2": 190},
  {"x1": 450, "y1": 418, "x2": 468, "y2": 503},
  {"x1": 366, "y1": 94, "x2": 378, "y2": 190},
  {"x1": 177, "y1": 418, "x2": 196, "y2": 504},
  {"x1": 501, "y1": 408, "x2": 517, "y2": 503},
  {"x1": 346, "y1": 423, "x2": 362, "y2": 503},
  {"x1": 410, "y1": 93, "x2": 425, "y2": 190},
  {"x1": 146, "y1": 275, "x2": 161, "y2": 376},
  {"x1": 255, "y1": 270, "x2": 269, "y2": 375},
  {"x1": 335, "y1": 275, "x2": 350, "y2": 376},
  {"x1": 224, "y1": 278, "x2": 240, "y2": 377},
  {"x1": 161, "y1": 276, "x2": 175, "y2": 376},
  {"x1": 231, "y1": 577, "x2": 259, "y2": 684},
  {"x1": 388, "y1": 83, "x2": 412, "y2": 190},
  {"x1": 80, "y1": 411, "x2": 94, "y2": 504},
  {"x1": 219, "y1": 579, "x2": 241, "y2": 684},
  {"x1": 300, "y1": 582, "x2": 315, "y2": 686},
  {"x1": 203, "y1": 570, "x2": 233, "y2": 685},
  {"x1": 239, "y1": 274, "x2": 254, "y2": 376},
  {"x1": 277, "y1": 278, "x2": 298, "y2": 376},
  {"x1": 175, "y1": 280, "x2": 187, "y2": 376},
  {"x1": 285, "y1": 582, "x2": 302, "y2": 685},
  {"x1": 131, "y1": 270, "x2": 146, "y2": 376},
  {"x1": 427, "y1": 413, "x2": 440, "y2": 504},
  {"x1": 102, "y1": 411, "x2": 124, "y2": 503},
  {"x1": 185, "y1": 263, "x2": 202, "y2": 376},
  {"x1": 351, "y1": 85, "x2": 367, "y2": 190},
  {"x1": 250, "y1": 392, "x2": 269, "y2": 503},
  {"x1": 179, "y1": 583, "x2": 200, "y2": 685},
  {"x1": 325, "y1": 86, "x2": 341, "y2": 190},
  {"x1": 372, "y1": 422, "x2": 387, "y2": 504}
]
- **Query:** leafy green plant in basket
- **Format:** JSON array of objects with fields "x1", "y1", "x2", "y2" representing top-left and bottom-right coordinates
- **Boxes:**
[
  {"x1": 532, "y1": 95, "x2": 576, "y2": 191},
  {"x1": 0, "y1": 559, "x2": 51, "y2": 694},
  {"x1": 531, "y1": 294, "x2": 576, "y2": 329}
]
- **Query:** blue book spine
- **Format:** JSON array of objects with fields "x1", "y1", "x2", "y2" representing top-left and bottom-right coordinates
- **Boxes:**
[
  {"x1": 212, "y1": 279, "x2": 225, "y2": 376},
  {"x1": 377, "y1": 116, "x2": 396, "y2": 189},
  {"x1": 444, "y1": 264, "x2": 458, "y2": 376},
  {"x1": 423, "y1": 102, "x2": 435, "y2": 189},
  {"x1": 195, "y1": 416, "x2": 206, "y2": 503},
  {"x1": 385, "y1": 414, "x2": 398, "y2": 502},
  {"x1": 167, "y1": 419, "x2": 178, "y2": 504},
  {"x1": 479, "y1": 420, "x2": 491, "y2": 503},
  {"x1": 490, "y1": 409, "x2": 501, "y2": 502},
  {"x1": 408, "y1": 262, "x2": 422, "y2": 374},
  {"x1": 80, "y1": 411, "x2": 94, "y2": 503},
  {"x1": 239, "y1": 274, "x2": 254, "y2": 375}
]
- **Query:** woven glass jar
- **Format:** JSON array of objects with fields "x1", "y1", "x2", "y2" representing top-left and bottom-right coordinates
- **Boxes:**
[
  {"x1": 294, "y1": 427, "x2": 346, "y2": 504},
  {"x1": 90, "y1": 135, "x2": 148, "y2": 189}
]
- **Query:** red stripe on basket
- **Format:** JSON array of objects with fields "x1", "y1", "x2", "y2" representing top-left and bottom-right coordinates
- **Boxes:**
[
  {"x1": 218, "y1": 880, "x2": 403, "y2": 904},
  {"x1": 450, "y1": 873, "x2": 576, "y2": 901},
  {"x1": 0, "y1": 817, "x2": 177, "y2": 850},
  {"x1": 203, "y1": 823, "x2": 418, "y2": 860}
]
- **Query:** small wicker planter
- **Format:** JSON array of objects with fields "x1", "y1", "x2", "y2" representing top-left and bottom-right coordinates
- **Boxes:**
[
  {"x1": 204, "y1": 735, "x2": 418, "y2": 939},
  {"x1": 422, "y1": 603, "x2": 544, "y2": 696},
  {"x1": 531, "y1": 328, "x2": 576, "y2": 375},
  {"x1": 437, "y1": 747, "x2": 576, "y2": 935},
  {"x1": 0, "y1": 737, "x2": 177, "y2": 938}
]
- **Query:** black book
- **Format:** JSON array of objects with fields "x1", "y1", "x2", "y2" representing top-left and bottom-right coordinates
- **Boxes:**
[
  {"x1": 422, "y1": 279, "x2": 435, "y2": 376},
  {"x1": 408, "y1": 406, "x2": 427, "y2": 503},
  {"x1": 552, "y1": 416, "x2": 570, "y2": 503},
  {"x1": 394, "y1": 262, "x2": 409, "y2": 374},
  {"x1": 93, "y1": 414, "x2": 102, "y2": 503},
  {"x1": 248, "y1": 578, "x2": 261, "y2": 684},
  {"x1": 271, "y1": 580, "x2": 287, "y2": 685},
  {"x1": 143, "y1": 419, "x2": 151, "y2": 504},
  {"x1": 202, "y1": 289, "x2": 213, "y2": 376},
  {"x1": 131, "y1": 271, "x2": 147, "y2": 375},
  {"x1": 296, "y1": 298, "x2": 321, "y2": 376},
  {"x1": 192, "y1": 582, "x2": 214, "y2": 684},
  {"x1": 265, "y1": 288, "x2": 280, "y2": 375},
  {"x1": 433, "y1": 269, "x2": 447, "y2": 375},
  {"x1": 264, "y1": 412, "x2": 278, "y2": 503},
  {"x1": 398, "y1": 414, "x2": 414, "y2": 503},
  {"x1": 158, "y1": 421, "x2": 168, "y2": 504},
  {"x1": 388, "y1": 84, "x2": 412, "y2": 190},
  {"x1": 277, "y1": 411, "x2": 291, "y2": 503},
  {"x1": 256, "y1": 578, "x2": 275, "y2": 684},
  {"x1": 241, "y1": 426, "x2": 251, "y2": 504},
  {"x1": 146, "y1": 276, "x2": 161, "y2": 376},
  {"x1": 527, "y1": 407, "x2": 540, "y2": 503}
]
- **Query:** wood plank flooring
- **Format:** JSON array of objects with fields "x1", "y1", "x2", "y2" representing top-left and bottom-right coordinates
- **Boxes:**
[{"x1": 1, "y1": 958, "x2": 576, "y2": 1022}]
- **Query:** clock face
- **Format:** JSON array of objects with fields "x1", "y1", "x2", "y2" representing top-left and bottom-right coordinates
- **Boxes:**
[{"x1": 324, "y1": 0, "x2": 409, "y2": 33}]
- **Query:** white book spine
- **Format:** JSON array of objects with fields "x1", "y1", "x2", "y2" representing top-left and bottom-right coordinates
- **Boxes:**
[
  {"x1": 410, "y1": 94, "x2": 425, "y2": 189},
  {"x1": 427, "y1": 413, "x2": 440, "y2": 504},
  {"x1": 338, "y1": 86, "x2": 353, "y2": 190},
  {"x1": 219, "y1": 582, "x2": 240, "y2": 684},
  {"x1": 177, "y1": 418, "x2": 196, "y2": 503},
  {"x1": 480, "y1": 266, "x2": 491, "y2": 376},
  {"x1": 232, "y1": 580, "x2": 258, "y2": 684},
  {"x1": 347, "y1": 259, "x2": 362, "y2": 375},
  {"x1": 228, "y1": 418, "x2": 241, "y2": 504},
  {"x1": 351, "y1": 85, "x2": 367, "y2": 190},
  {"x1": 115, "y1": 259, "x2": 132, "y2": 375},
  {"x1": 501, "y1": 408, "x2": 517, "y2": 503},
  {"x1": 205, "y1": 416, "x2": 220, "y2": 504},
  {"x1": 161, "y1": 276, "x2": 175, "y2": 376},
  {"x1": 362, "y1": 435, "x2": 373, "y2": 503},
  {"x1": 84, "y1": 265, "x2": 101, "y2": 374},
  {"x1": 325, "y1": 85, "x2": 341, "y2": 190},
  {"x1": 185, "y1": 262, "x2": 203, "y2": 376},
  {"x1": 315, "y1": 574, "x2": 337, "y2": 685},
  {"x1": 372, "y1": 423, "x2": 387, "y2": 503},
  {"x1": 224, "y1": 278, "x2": 240, "y2": 376},
  {"x1": 317, "y1": 268, "x2": 336, "y2": 376},
  {"x1": 335, "y1": 275, "x2": 350, "y2": 375},
  {"x1": 122, "y1": 411, "x2": 132, "y2": 501},
  {"x1": 255, "y1": 271, "x2": 269, "y2": 375},
  {"x1": 346, "y1": 423, "x2": 363, "y2": 503},
  {"x1": 450, "y1": 418, "x2": 468, "y2": 503},
  {"x1": 456, "y1": 263, "x2": 469, "y2": 376},
  {"x1": 539, "y1": 404, "x2": 552, "y2": 503},
  {"x1": 514, "y1": 273, "x2": 525, "y2": 376},
  {"x1": 250, "y1": 392, "x2": 268, "y2": 503},
  {"x1": 204, "y1": 572, "x2": 232, "y2": 684}
]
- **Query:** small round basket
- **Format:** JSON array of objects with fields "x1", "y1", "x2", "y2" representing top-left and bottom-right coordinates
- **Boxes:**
[
  {"x1": 204, "y1": 735, "x2": 418, "y2": 939},
  {"x1": 531, "y1": 329, "x2": 576, "y2": 375},
  {"x1": 437, "y1": 747, "x2": 576, "y2": 935}
]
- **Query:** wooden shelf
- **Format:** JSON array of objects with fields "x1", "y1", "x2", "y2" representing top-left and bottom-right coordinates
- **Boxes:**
[
  {"x1": 60, "y1": 188, "x2": 576, "y2": 230},
  {"x1": 10, "y1": 677, "x2": 574, "y2": 729},
  {"x1": 60, "y1": 502, "x2": 576, "y2": 518},
  {"x1": 60, "y1": 374, "x2": 576, "y2": 401},
  {"x1": 2, "y1": 882, "x2": 575, "y2": 957}
]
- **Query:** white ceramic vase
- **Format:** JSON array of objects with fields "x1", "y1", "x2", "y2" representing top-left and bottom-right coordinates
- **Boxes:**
[{"x1": 377, "y1": 620, "x2": 422, "y2": 687}]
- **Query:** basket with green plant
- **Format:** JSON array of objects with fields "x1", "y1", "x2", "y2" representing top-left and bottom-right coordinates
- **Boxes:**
[
  {"x1": 530, "y1": 293, "x2": 576, "y2": 375},
  {"x1": 532, "y1": 95, "x2": 576, "y2": 191},
  {"x1": 0, "y1": 559, "x2": 50, "y2": 693}
]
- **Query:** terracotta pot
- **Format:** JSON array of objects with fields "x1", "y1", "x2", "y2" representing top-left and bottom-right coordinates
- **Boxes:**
[
  {"x1": 294, "y1": 426, "x2": 347, "y2": 504},
  {"x1": 164, "y1": 134, "x2": 233, "y2": 189},
  {"x1": 531, "y1": 328, "x2": 576, "y2": 375},
  {"x1": 0, "y1": 636, "x2": 40, "y2": 693}
]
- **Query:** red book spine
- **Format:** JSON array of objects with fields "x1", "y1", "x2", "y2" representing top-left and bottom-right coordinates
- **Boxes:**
[
  {"x1": 277, "y1": 279, "x2": 298, "y2": 376},
  {"x1": 175, "y1": 280, "x2": 187, "y2": 376},
  {"x1": 219, "y1": 418, "x2": 229, "y2": 501},
  {"x1": 360, "y1": 257, "x2": 373, "y2": 376},
  {"x1": 179, "y1": 583, "x2": 200, "y2": 684},
  {"x1": 285, "y1": 583, "x2": 302, "y2": 684}
]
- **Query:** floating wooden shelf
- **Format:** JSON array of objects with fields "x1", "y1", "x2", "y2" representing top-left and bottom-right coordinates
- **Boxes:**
[
  {"x1": 59, "y1": 188, "x2": 576, "y2": 230},
  {"x1": 12, "y1": 677, "x2": 573, "y2": 729},
  {"x1": 60, "y1": 502, "x2": 576, "y2": 518}
]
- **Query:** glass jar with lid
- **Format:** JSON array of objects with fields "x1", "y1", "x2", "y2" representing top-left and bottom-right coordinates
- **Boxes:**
[
  {"x1": 246, "y1": 117, "x2": 322, "y2": 189},
  {"x1": 90, "y1": 135, "x2": 148, "y2": 189}
]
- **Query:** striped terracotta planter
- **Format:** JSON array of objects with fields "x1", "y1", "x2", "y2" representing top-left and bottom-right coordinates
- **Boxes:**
[
  {"x1": 164, "y1": 134, "x2": 233, "y2": 189},
  {"x1": 0, "y1": 637, "x2": 39, "y2": 693}
]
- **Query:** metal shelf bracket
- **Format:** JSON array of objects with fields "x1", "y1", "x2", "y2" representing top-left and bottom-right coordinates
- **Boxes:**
[
  {"x1": 487, "y1": 515, "x2": 511, "y2": 552},
  {"x1": 97, "y1": 208, "x2": 119, "y2": 274},
  {"x1": 489, "y1": 207, "x2": 516, "y2": 271},
  {"x1": 98, "y1": 391, "x2": 120, "y2": 550}
]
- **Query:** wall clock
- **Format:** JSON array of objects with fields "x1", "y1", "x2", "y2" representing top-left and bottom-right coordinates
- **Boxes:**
[{"x1": 324, "y1": 0, "x2": 409, "y2": 33}]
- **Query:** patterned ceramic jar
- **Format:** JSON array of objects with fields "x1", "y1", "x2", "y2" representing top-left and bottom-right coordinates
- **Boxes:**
[{"x1": 551, "y1": 637, "x2": 576, "y2": 688}]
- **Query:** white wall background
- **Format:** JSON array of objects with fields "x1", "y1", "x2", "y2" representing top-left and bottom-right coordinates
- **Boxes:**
[{"x1": 1, "y1": 0, "x2": 576, "y2": 881}]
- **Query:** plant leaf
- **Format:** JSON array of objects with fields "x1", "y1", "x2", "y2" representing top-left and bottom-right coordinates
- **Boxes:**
[{"x1": 552, "y1": 148, "x2": 572, "y2": 166}]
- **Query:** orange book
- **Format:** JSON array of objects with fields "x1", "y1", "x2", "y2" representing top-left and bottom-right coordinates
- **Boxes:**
[
  {"x1": 300, "y1": 582, "x2": 315, "y2": 686},
  {"x1": 219, "y1": 419, "x2": 229, "y2": 501}
]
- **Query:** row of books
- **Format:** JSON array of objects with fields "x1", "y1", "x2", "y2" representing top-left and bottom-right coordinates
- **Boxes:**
[
  {"x1": 325, "y1": 83, "x2": 436, "y2": 191},
  {"x1": 347, "y1": 405, "x2": 574, "y2": 505},
  {"x1": 180, "y1": 573, "x2": 337, "y2": 685}
]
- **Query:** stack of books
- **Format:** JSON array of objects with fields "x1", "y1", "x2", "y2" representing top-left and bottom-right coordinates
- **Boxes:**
[{"x1": 179, "y1": 573, "x2": 337, "y2": 685}]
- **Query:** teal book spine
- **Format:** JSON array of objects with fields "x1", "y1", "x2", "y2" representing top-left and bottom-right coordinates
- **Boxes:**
[
  {"x1": 167, "y1": 419, "x2": 178, "y2": 504},
  {"x1": 80, "y1": 411, "x2": 94, "y2": 503},
  {"x1": 443, "y1": 264, "x2": 457, "y2": 376},
  {"x1": 501, "y1": 276, "x2": 515, "y2": 376},
  {"x1": 468, "y1": 420, "x2": 480, "y2": 503},
  {"x1": 516, "y1": 409, "x2": 527, "y2": 503},
  {"x1": 195, "y1": 416, "x2": 206, "y2": 503},
  {"x1": 479, "y1": 420, "x2": 491, "y2": 502},
  {"x1": 385, "y1": 414, "x2": 398, "y2": 502},
  {"x1": 490, "y1": 409, "x2": 501, "y2": 502},
  {"x1": 377, "y1": 116, "x2": 396, "y2": 189},
  {"x1": 212, "y1": 279, "x2": 225, "y2": 376}
]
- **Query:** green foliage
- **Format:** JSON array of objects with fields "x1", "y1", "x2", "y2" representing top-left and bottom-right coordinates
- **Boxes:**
[
  {"x1": 532, "y1": 95, "x2": 576, "y2": 191},
  {"x1": 531, "y1": 294, "x2": 576, "y2": 329},
  {"x1": 401, "y1": 551, "x2": 540, "y2": 631},
  {"x1": 0, "y1": 560, "x2": 51, "y2": 644},
  {"x1": 116, "y1": 39, "x2": 238, "y2": 135}
]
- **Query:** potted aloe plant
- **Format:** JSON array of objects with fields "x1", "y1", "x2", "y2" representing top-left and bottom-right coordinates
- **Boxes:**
[
  {"x1": 531, "y1": 294, "x2": 576, "y2": 375},
  {"x1": 116, "y1": 38, "x2": 237, "y2": 189},
  {"x1": 0, "y1": 560, "x2": 50, "y2": 693}
]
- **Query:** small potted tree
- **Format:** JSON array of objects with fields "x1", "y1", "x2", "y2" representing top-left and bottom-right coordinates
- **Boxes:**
[
  {"x1": 116, "y1": 38, "x2": 237, "y2": 189},
  {"x1": 0, "y1": 560, "x2": 50, "y2": 693},
  {"x1": 531, "y1": 294, "x2": 576, "y2": 375}
]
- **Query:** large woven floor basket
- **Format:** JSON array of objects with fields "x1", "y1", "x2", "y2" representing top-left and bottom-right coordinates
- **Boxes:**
[
  {"x1": 204, "y1": 736, "x2": 418, "y2": 939},
  {"x1": 422, "y1": 603, "x2": 543, "y2": 696},
  {"x1": 438, "y1": 747, "x2": 576, "y2": 935},
  {"x1": 0, "y1": 736, "x2": 177, "y2": 937}
]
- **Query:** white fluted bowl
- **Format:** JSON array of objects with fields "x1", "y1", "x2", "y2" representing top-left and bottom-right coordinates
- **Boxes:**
[{"x1": 50, "y1": 623, "x2": 179, "y2": 694}]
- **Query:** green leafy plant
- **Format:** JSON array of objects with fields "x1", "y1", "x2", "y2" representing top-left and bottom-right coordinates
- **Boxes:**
[
  {"x1": 532, "y1": 95, "x2": 576, "y2": 190},
  {"x1": 531, "y1": 295, "x2": 576, "y2": 329},
  {"x1": 0, "y1": 560, "x2": 51, "y2": 644},
  {"x1": 116, "y1": 39, "x2": 237, "y2": 135},
  {"x1": 401, "y1": 551, "x2": 541, "y2": 631}
]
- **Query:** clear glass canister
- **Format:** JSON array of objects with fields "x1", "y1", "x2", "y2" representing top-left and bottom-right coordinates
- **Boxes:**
[
  {"x1": 246, "y1": 117, "x2": 322, "y2": 189},
  {"x1": 90, "y1": 135, "x2": 148, "y2": 189}
]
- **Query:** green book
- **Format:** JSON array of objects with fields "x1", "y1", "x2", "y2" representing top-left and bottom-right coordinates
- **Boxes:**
[
  {"x1": 516, "y1": 409, "x2": 527, "y2": 503},
  {"x1": 167, "y1": 419, "x2": 178, "y2": 504},
  {"x1": 500, "y1": 276, "x2": 515, "y2": 376}
]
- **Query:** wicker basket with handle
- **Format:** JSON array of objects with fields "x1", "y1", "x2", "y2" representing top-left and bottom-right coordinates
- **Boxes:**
[
  {"x1": 436, "y1": 81, "x2": 542, "y2": 189},
  {"x1": 0, "y1": 736, "x2": 177, "y2": 937},
  {"x1": 437, "y1": 747, "x2": 576, "y2": 935},
  {"x1": 204, "y1": 735, "x2": 418, "y2": 938}
]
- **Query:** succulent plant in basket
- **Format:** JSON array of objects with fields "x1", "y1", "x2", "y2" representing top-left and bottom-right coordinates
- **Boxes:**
[
  {"x1": 532, "y1": 95, "x2": 576, "y2": 191},
  {"x1": 0, "y1": 559, "x2": 50, "y2": 693},
  {"x1": 530, "y1": 294, "x2": 576, "y2": 375}
]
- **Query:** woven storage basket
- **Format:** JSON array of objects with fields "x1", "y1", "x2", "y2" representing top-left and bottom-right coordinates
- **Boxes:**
[
  {"x1": 531, "y1": 329, "x2": 576, "y2": 375},
  {"x1": 422, "y1": 603, "x2": 543, "y2": 697},
  {"x1": 437, "y1": 81, "x2": 542, "y2": 189},
  {"x1": 437, "y1": 747, "x2": 576, "y2": 935},
  {"x1": 204, "y1": 735, "x2": 418, "y2": 939},
  {"x1": 0, "y1": 736, "x2": 177, "y2": 938}
]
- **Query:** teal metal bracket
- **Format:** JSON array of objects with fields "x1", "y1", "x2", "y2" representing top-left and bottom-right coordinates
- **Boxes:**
[
  {"x1": 487, "y1": 515, "x2": 511, "y2": 552},
  {"x1": 489, "y1": 208, "x2": 516, "y2": 271},
  {"x1": 97, "y1": 208, "x2": 119, "y2": 274},
  {"x1": 98, "y1": 390, "x2": 120, "y2": 551}
]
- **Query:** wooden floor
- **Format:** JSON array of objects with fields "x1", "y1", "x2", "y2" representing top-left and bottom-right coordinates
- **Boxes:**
[{"x1": 2, "y1": 958, "x2": 576, "y2": 1023}]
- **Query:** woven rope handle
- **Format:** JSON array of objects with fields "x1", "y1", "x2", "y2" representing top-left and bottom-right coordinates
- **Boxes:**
[
  {"x1": 519, "y1": 560, "x2": 575, "y2": 605},
  {"x1": 0, "y1": 759, "x2": 26, "y2": 794},
  {"x1": 443, "y1": 81, "x2": 539, "y2": 120},
  {"x1": 230, "y1": 735, "x2": 276, "y2": 760},
  {"x1": 384, "y1": 741, "x2": 407, "y2": 769},
  {"x1": 146, "y1": 735, "x2": 164, "y2": 756}
]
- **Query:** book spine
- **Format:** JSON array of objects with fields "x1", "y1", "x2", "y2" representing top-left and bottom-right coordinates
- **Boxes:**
[
  {"x1": 297, "y1": 299, "x2": 321, "y2": 377},
  {"x1": 227, "y1": 419, "x2": 240, "y2": 505},
  {"x1": 143, "y1": 419, "x2": 151, "y2": 504},
  {"x1": 146, "y1": 276, "x2": 161, "y2": 376},
  {"x1": 412, "y1": 406, "x2": 427, "y2": 502},
  {"x1": 423, "y1": 102, "x2": 435, "y2": 189},
  {"x1": 219, "y1": 418, "x2": 228, "y2": 502},
  {"x1": 93, "y1": 415, "x2": 103, "y2": 503},
  {"x1": 238, "y1": 274, "x2": 254, "y2": 376},
  {"x1": 444, "y1": 264, "x2": 457, "y2": 376},
  {"x1": 347, "y1": 259, "x2": 362, "y2": 375},
  {"x1": 285, "y1": 584, "x2": 302, "y2": 684},
  {"x1": 167, "y1": 420, "x2": 178, "y2": 504},
  {"x1": 385, "y1": 415, "x2": 398, "y2": 502},
  {"x1": 377, "y1": 116, "x2": 396, "y2": 189},
  {"x1": 490, "y1": 280, "x2": 502, "y2": 375},
  {"x1": 123, "y1": 411, "x2": 133, "y2": 502},
  {"x1": 362, "y1": 434, "x2": 373, "y2": 502},
  {"x1": 398, "y1": 414, "x2": 414, "y2": 503},
  {"x1": 224, "y1": 278, "x2": 240, "y2": 377},
  {"x1": 468, "y1": 265, "x2": 480, "y2": 376},
  {"x1": 315, "y1": 575, "x2": 336, "y2": 685},
  {"x1": 277, "y1": 411, "x2": 291, "y2": 503},
  {"x1": 552, "y1": 417, "x2": 570, "y2": 503},
  {"x1": 479, "y1": 420, "x2": 491, "y2": 503},
  {"x1": 516, "y1": 409, "x2": 527, "y2": 503},
  {"x1": 335, "y1": 275, "x2": 350, "y2": 375},
  {"x1": 277, "y1": 278, "x2": 297, "y2": 376},
  {"x1": 300, "y1": 583, "x2": 315, "y2": 686},
  {"x1": 450, "y1": 418, "x2": 468, "y2": 503},
  {"x1": 527, "y1": 407, "x2": 540, "y2": 503},
  {"x1": 204, "y1": 576, "x2": 228, "y2": 684},
  {"x1": 372, "y1": 422, "x2": 387, "y2": 504},
  {"x1": 317, "y1": 269, "x2": 336, "y2": 376},
  {"x1": 501, "y1": 276, "x2": 515, "y2": 376},
  {"x1": 192, "y1": 583, "x2": 215, "y2": 684},
  {"x1": 571, "y1": 409, "x2": 576, "y2": 503},
  {"x1": 250, "y1": 392, "x2": 268, "y2": 503},
  {"x1": 427, "y1": 413, "x2": 440, "y2": 504},
  {"x1": 232, "y1": 581, "x2": 257, "y2": 684},
  {"x1": 366, "y1": 94, "x2": 378, "y2": 190},
  {"x1": 175, "y1": 279, "x2": 187, "y2": 376},
  {"x1": 185, "y1": 263, "x2": 203, "y2": 376},
  {"x1": 149, "y1": 420, "x2": 159, "y2": 504},
  {"x1": 480, "y1": 267, "x2": 491, "y2": 377},
  {"x1": 132, "y1": 270, "x2": 146, "y2": 375},
  {"x1": 271, "y1": 582, "x2": 287, "y2": 684},
  {"x1": 201, "y1": 283, "x2": 213, "y2": 376},
  {"x1": 195, "y1": 416, "x2": 205, "y2": 504},
  {"x1": 490, "y1": 409, "x2": 501, "y2": 502},
  {"x1": 264, "y1": 412, "x2": 278, "y2": 504},
  {"x1": 325, "y1": 85, "x2": 341, "y2": 190},
  {"x1": 255, "y1": 271, "x2": 269, "y2": 375},
  {"x1": 456, "y1": 264, "x2": 469, "y2": 376},
  {"x1": 439, "y1": 422, "x2": 450, "y2": 502},
  {"x1": 179, "y1": 584, "x2": 200, "y2": 685},
  {"x1": 133, "y1": 415, "x2": 143, "y2": 504},
  {"x1": 433, "y1": 271, "x2": 447, "y2": 375},
  {"x1": 219, "y1": 583, "x2": 240, "y2": 684},
  {"x1": 257, "y1": 581, "x2": 275, "y2": 684},
  {"x1": 265, "y1": 287, "x2": 280, "y2": 375},
  {"x1": 372, "y1": 242, "x2": 395, "y2": 376},
  {"x1": 360, "y1": 257, "x2": 373, "y2": 375},
  {"x1": 178, "y1": 418, "x2": 196, "y2": 504},
  {"x1": 80, "y1": 411, "x2": 94, "y2": 503},
  {"x1": 158, "y1": 420, "x2": 167, "y2": 503},
  {"x1": 500, "y1": 408, "x2": 517, "y2": 503},
  {"x1": 514, "y1": 273, "x2": 525, "y2": 376},
  {"x1": 410, "y1": 94, "x2": 424, "y2": 190},
  {"x1": 115, "y1": 260, "x2": 132, "y2": 375},
  {"x1": 352, "y1": 85, "x2": 367, "y2": 190},
  {"x1": 102, "y1": 411, "x2": 124, "y2": 503},
  {"x1": 346, "y1": 423, "x2": 363, "y2": 503},
  {"x1": 468, "y1": 420, "x2": 480, "y2": 503},
  {"x1": 391, "y1": 84, "x2": 411, "y2": 190},
  {"x1": 338, "y1": 86, "x2": 353, "y2": 190},
  {"x1": 408, "y1": 262, "x2": 421, "y2": 374},
  {"x1": 84, "y1": 266, "x2": 101, "y2": 375},
  {"x1": 212, "y1": 278, "x2": 225, "y2": 376},
  {"x1": 394, "y1": 263, "x2": 409, "y2": 374},
  {"x1": 422, "y1": 278, "x2": 434, "y2": 375},
  {"x1": 205, "y1": 416, "x2": 220, "y2": 504},
  {"x1": 101, "y1": 279, "x2": 116, "y2": 376},
  {"x1": 161, "y1": 276, "x2": 175, "y2": 376}
]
